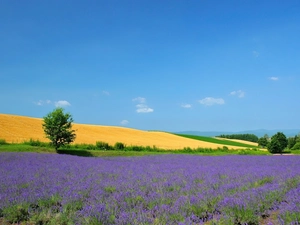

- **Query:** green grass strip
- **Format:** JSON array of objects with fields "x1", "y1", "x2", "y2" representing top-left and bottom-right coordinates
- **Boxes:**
[{"x1": 174, "y1": 134, "x2": 258, "y2": 148}]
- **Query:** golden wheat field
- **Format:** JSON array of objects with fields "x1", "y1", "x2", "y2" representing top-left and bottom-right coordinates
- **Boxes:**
[{"x1": 0, "y1": 113, "x2": 248, "y2": 150}]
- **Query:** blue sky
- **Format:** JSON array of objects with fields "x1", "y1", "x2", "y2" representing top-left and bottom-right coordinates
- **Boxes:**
[{"x1": 1, "y1": 0, "x2": 299, "y2": 132}]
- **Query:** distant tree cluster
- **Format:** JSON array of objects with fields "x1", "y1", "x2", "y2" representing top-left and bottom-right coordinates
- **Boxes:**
[
  {"x1": 257, "y1": 132, "x2": 300, "y2": 154},
  {"x1": 287, "y1": 134, "x2": 300, "y2": 150},
  {"x1": 217, "y1": 134, "x2": 259, "y2": 143},
  {"x1": 258, "y1": 134, "x2": 270, "y2": 148}
]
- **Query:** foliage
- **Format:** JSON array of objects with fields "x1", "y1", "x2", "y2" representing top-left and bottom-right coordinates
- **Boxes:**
[
  {"x1": 2, "y1": 203, "x2": 30, "y2": 223},
  {"x1": 267, "y1": 132, "x2": 288, "y2": 154},
  {"x1": 288, "y1": 135, "x2": 299, "y2": 149},
  {"x1": 23, "y1": 138, "x2": 49, "y2": 147},
  {"x1": 0, "y1": 139, "x2": 7, "y2": 145},
  {"x1": 114, "y1": 142, "x2": 125, "y2": 150},
  {"x1": 96, "y1": 141, "x2": 112, "y2": 150},
  {"x1": 263, "y1": 134, "x2": 270, "y2": 140},
  {"x1": 268, "y1": 139, "x2": 281, "y2": 154},
  {"x1": 216, "y1": 133, "x2": 259, "y2": 143},
  {"x1": 258, "y1": 137, "x2": 269, "y2": 148},
  {"x1": 42, "y1": 107, "x2": 76, "y2": 151},
  {"x1": 292, "y1": 142, "x2": 300, "y2": 150}
]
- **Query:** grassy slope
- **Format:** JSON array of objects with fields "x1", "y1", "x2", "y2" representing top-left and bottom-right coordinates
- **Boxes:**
[{"x1": 174, "y1": 134, "x2": 259, "y2": 148}]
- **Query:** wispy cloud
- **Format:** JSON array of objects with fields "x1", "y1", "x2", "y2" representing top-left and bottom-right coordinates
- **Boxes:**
[
  {"x1": 136, "y1": 105, "x2": 154, "y2": 113},
  {"x1": 269, "y1": 77, "x2": 279, "y2": 81},
  {"x1": 102, "y1": 90, "x2": 110, "y2": 96},
  {"x1": 34, "y1": 100, "x2": 52, "y2": 106},
  {"x1": 230, "y1": 90, "x2": 245, "y2": 98},
  {"x1": 252, "y1": 50, "x2": 259, "y2": 57},
  {"x1": 34, "y1": 99, "x2": 71, "y2": 107},
  {"x1": 55, "y1": 100, "x2": 71, "y2": 107},
  {"x1": 133, "y1": 97, "x2": 146, "y2": 103},
  {"x1": 132, "y1": 97, "x2": 153, "y2": 113},
  {"x1": 181, "y1": 104, "x2": 192, "y2": 108},
  {"x1": 120, "y1": 120, "x2": 129, "y2": 125},
  {"x1": 198, "y1": 97, "x2": 225, "y2": 106}
]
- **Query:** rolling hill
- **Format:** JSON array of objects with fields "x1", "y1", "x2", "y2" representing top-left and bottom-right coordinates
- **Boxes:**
[{"x1": 0, "y1": 113, "x2": 253, "y2": 150}]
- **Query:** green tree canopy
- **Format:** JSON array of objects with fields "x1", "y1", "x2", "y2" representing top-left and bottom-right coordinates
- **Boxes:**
[
  {"x1": 42, "y1": 108, "x2": 76, "y2": 151},
  {"x1": 287, "y1": 135, "x2": 298, "y2": 149},
  {"x1": 267, "y1": 132, "x2": 288, "y2": 154},
  {"x1": 216, "y1": 133, "x2": 259, "y2": 143},
  {"x1": 258, "y1": 137, "x2": 269, "y2": 148}
]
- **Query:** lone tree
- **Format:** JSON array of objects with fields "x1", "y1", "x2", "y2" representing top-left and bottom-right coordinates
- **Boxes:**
[
  {"x1": 42, "y1": 107, "x2": 76, "y2": 151},
  {"x1": 267, "y1": 132, "x2": 288, "y2": 154}
]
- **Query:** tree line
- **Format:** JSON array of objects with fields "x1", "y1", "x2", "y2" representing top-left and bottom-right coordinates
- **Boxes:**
[
  {"x1": 216, "y1": 134, "x2": 259, "y2": 143},
  {"x1": 258, "y1": 133, "x2": 300, "y2": 153}
]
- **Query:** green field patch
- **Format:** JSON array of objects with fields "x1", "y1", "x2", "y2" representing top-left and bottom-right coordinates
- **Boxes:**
[{"x1": 174, "y1": 134, "x2": 258, "y2": 148}]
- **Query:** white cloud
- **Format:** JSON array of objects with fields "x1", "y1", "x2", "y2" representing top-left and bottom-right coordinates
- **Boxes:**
[
  {"x1": 35, "y1": 100, "x2": 52, "y2": 106},
  {"x1": 132, "y1": 97, "x2": 146, "y2": 103},
  {"x1": 230, "y1": 90, "x2": 245, "y2": 98},
  {"x1": 132, "y1": 97, "x2": 153, "y2": 113},
  {"x1": 102, "y1": 90, "x2": 110, "y2": 96},
  {"x1": 55, "y1": 100, "x2": 71, "y2": 107},
  {"x1": 198, "y1": 97, "x2": 225, "y2": 106},
  {"x1": 181, "y1": 104, "x2": 192, "y2": 108},
  {"x1": 120, "y1": 120, "x2": 129, "y2": 125},
  {"x1": 269, "y1": 77, "x2": 279, "y2": 81},
  {"x1": 252, "y1": 50, "x2": 259, "y2": 57},
  {"x1": 136, "y1": 107, "x2": 154, "y2": 113}
]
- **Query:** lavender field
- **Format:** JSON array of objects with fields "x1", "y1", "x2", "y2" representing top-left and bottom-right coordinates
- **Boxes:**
[{"x1": 1, "y1": 153, "x2": 300, "y2": 224}]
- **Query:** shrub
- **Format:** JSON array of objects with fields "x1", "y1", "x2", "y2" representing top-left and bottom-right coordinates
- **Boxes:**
[
  {"x1": 70, "y1": 143, "x2": 97, "y2": 150},
  {"x1": 86, "y1": 144, "x2": 96, "y2": 150},
  {"x1": 73, "y1": 144, "x2": 80, "y2": 149},
  {"x1": 114, "y1": 142, "x2": 125, "y2": 150},
  {"x1": 292, "y1": 142, "x2": 300, "y2": 150},
  {"x1": 0, "y1": 139, "x2": 7, "y2": 145},
  {"x1": 61, "y1": 144, "x2": 71, "y2": 149},
  {"x1": 146, "y1": 146, "x2": 155, "y2": 151},
  {"x1": 183, "y1": 147, "x2": 193, "y2": 152},
  {"x1": 96, "y1": 141, "x2": 112, "y2": 150},
  {"x1": 126, "y1": 145, "x2": 145, "y2": 151},
  {"x1": 24, "y1": 138, "x2": 42, "y2": 146},
  {"x1": 23, "y1": 139, "x2": 49, "y2": 147},
  {"x1": 222, "y1": 146, "x2": 229, "y2": 151}
]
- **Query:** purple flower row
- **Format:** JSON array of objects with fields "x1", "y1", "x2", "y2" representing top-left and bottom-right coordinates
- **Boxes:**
[{"x1": 0, "y1": 153, "x2": 300, "y2": 224}]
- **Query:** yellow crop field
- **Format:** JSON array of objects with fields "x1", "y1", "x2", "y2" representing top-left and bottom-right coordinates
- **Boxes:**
[
  {"x1": 215, "y1": 137, "x2": 258, "y2": 146},
  {"x1": 0, "y1": 114, "x2": 247, "y2": 150}
]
